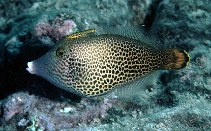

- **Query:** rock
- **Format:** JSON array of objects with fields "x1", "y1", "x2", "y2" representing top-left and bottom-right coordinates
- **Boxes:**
[{"x1": 1, "y1": 0, "x2": 211, "y2": 130}]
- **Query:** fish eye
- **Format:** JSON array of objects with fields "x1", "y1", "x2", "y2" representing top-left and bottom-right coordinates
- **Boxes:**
[{"x1": 56, "y1": 47, "x2": 65, "y2": 57}]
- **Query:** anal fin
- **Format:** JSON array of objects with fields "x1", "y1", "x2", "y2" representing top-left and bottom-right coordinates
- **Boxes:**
[{"x1": 106, "y1": 71, "x2": 162, "y2": 103}]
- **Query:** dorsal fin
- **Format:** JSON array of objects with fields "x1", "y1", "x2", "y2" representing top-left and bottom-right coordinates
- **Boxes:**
[
  {"x1": 95, "y1": 26, "x2": 162, "y2": 48},
  {"x1": 66, "y1": 29, "x2": 96, "y2": 39}
]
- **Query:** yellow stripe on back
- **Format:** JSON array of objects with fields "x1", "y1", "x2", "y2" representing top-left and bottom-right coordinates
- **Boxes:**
[{"x1": 67, "y1": 29, "x2": 96, "y2": 39}]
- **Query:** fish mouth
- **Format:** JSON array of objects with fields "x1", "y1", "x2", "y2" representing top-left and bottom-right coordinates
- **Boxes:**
[{"x1": 26, "y1": 61, "x2": 36, "y2": 74}]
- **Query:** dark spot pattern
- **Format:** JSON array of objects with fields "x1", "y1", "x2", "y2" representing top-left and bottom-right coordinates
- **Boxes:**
[{"x1": 53, "y1": 34, "x2": 169, "y2": 97}]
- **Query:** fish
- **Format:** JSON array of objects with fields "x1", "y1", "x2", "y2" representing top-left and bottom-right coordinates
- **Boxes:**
[{"x1": 26, "y1": 27, "x2": 190, "y2": 99}]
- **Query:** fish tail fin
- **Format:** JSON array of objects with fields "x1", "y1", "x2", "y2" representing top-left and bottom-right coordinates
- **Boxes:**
[{"x1": 163, "y1": 49, "x2": 190, "y2": 70}]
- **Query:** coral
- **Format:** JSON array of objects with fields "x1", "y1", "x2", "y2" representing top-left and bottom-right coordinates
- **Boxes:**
[
  {"x1": 128, "y1": 0, "x2": 153, "y2": 26},
  {"x1": 34, "y1": 15, "x2": 77, "y2": 41},
  {"x1": 151, "y1": 0, "x2": 211, "y2": 115},
  {"x1": 152, "y1": 0, "x2": 211, "y2": 48},
  {"x1": 1, "y1": 92, "x2": 115, "y2": 130},
  {"x1": 5, "y1": 36, "x2": 23, "y2": 55},
  {"x1": 2, "y1": 92, "x2": 35, "y2": 121},
  {"x1": 0, "y1": 0, "x2": 35, "y2": 18},
  {"x1": 0, "y1": 0, "x2": 211, "y2": 130},
  {"x1": 88, "y1": 94, "x2": 211, "y2": 130}
]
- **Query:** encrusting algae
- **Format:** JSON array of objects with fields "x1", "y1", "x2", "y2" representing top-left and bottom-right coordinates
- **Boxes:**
[{"x1": 26, "y1": 27, "x2": 190, "y2": 99}]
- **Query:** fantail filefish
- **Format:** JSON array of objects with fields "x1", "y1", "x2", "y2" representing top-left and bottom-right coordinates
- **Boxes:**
[{"x1": 26, "y1": 27, "x2": 190, "y2": 99}]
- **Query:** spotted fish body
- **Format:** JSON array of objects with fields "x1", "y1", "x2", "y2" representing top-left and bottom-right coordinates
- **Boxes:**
[{"x1": 27, "y1": 29, "x2": 189, "y2": 98}]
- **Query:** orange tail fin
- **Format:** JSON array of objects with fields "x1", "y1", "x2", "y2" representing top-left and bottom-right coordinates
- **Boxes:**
[{"x1": 163, "y1": 49, "x2": 190, "y2": 70}]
